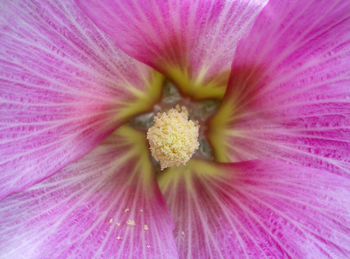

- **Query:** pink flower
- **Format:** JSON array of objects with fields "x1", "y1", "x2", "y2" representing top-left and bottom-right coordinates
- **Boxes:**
[{"x1": 1, "y1": 0, "x2": 350, "y2": 258}]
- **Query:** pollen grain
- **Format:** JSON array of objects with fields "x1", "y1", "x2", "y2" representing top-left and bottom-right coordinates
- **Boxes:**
[{"x1": 147, "y1": 105, "x2": 199, "y2": 170}]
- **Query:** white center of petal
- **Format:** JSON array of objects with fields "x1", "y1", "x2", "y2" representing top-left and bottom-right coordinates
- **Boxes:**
[{"x1": 147, "y1": 105, "x2": 199, "y2": 170}]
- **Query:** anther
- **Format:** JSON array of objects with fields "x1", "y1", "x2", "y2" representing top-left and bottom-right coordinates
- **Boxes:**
[{"x1": 147, "y1": 105, "x2": 199, "y2": 170}]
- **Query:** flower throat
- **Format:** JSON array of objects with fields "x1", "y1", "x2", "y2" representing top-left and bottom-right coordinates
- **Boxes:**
[{"x1": 129, "y1": 81, "x2": 218, "y2": 170}]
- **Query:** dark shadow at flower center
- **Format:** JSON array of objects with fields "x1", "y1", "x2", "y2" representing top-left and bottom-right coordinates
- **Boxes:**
[{"x1": 128, "y1": 80, "x2": 220, "y2": 171}]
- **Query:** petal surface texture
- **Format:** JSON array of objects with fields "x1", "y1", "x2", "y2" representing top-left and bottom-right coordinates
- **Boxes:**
[
  {"x1": 0, "y1": 126, "x2": 178, "y2": 259},
  {"x1": 0, "y1": 0, "x2": 161, "y2": 199},
  {"x1": 159, "y1": 160, "x2": 350, "y2": 258},
  {"x1": 209, "y1": 0, "x2": 350, "y2": 175},
  {"x1": 76, "y1": 0, "x2": 268, "y2": 99}
]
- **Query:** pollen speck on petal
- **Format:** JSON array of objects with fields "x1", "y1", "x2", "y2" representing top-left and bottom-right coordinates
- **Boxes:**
[
  {"x1": 0, "y1": 126, "x2": 178, "y2": 258},
  {"x1": 126, "y1": 220, "x2": 136, "y2": 227}
]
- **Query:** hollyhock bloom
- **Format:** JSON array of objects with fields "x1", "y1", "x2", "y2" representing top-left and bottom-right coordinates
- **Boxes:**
[{"x1": 1, "y1": 0, "x2": 350, "y2": 258}]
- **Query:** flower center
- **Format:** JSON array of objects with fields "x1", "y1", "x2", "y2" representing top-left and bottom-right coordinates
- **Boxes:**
[{"x1": 147, "y1": 105, "x2": 199, "y2": 170}]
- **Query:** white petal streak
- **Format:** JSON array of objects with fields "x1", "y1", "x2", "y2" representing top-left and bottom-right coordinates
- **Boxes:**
[
  {"x1": 77, "y1": 0, "x2": 268, "y2": 98},
  {"x1": 214, "y1": 1, "x2": 350, "y2": 176},
  {"x1": 159, "y1": 160, "x2": 350, "y2": 258},
  {"x1": 0, "y1": 0, "x2": 156, "y2": 199},
  {"x1": 0, "y1": 127, "x2": 178, "y2": 259}
]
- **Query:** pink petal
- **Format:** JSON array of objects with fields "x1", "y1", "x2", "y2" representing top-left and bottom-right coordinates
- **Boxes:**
[
  {"x1": 0, "y1": 126, "x2": 178, "y2": 258},
  {"x1": 76, "y1": 0, "x2": 268, "y2": 99},
  {"x1": 159, "y1": 159, "x2": 350, "y2": 258},
  {"x1": 209, "y1": 0, "x2": 350, "y2": 175},
  {"x1": 0, "y1": 0, "x2": 160, "y2": 199}
]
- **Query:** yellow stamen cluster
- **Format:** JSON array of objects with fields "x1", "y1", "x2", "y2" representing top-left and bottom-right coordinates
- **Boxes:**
[{"x1": 147, "y1": 105, "x2": 199, "y2": 170}]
